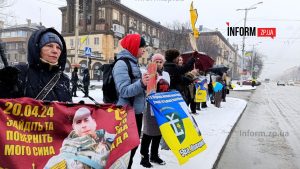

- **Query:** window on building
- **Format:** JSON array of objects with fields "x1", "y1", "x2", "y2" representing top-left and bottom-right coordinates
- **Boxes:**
[
  {"x1": 152, "y1": 28, "x2": 156, "y2": 36},
  {"x1": 14, "y1": 53, "x2": 18, "y2": 62},
  {"x1": 85, "y1": 38, "x2": 90, "y2": 45},
  {"x1": 98, "y1": 7, "x2": 105, "y2": 19},
  {"x1": 136, "y1": 20, "x2": 139, "y2": 30},
  {"x1": 17, "y1": 31, "x2": 26, "y2": 37},
  {"x1": 122, "y1": 14, "x2": 126, "y2": 25},
  {"x1": 142, "y1": 23, "x2": 146, "y2": 32},
  {"x1": 148, "y1": 26, "x2": 151, "y2": 34},
  {"x1": 94, "y1": 37, "x2": 99, "y2": 45},
  {"x1": 129, "y1": 17, "x2": 134, "y2": 27},
  {"x1": 112, "y1": 9, "x2": 120, "y2": 21},
  {"x1": 114, "y1": 38, "x2": 119, "y2": 48}
]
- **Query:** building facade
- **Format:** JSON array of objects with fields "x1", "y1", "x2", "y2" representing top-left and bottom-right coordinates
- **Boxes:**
[
  {"x1": 0, "y1": 20, "x2": 45, "y2": 67},
  {"x1": 197, "y1": 30, "x2": 241, "y2": 78},
  {"x1": 60, "y1": 0, "x2": 174, "y2": 79}
]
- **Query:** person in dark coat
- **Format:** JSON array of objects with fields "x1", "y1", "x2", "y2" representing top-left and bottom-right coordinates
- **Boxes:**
[
  {"x1": 163, "y1": 49, "x2": 195, "y2": 102},
  {"x1": 71, "y1": 67, "x2": 79, "y2": 97},
  {"x1": 0, "y1": 27, "x2": 72, "y2": 102},
  {"x1": 82, "y1": 68, "x2": 90, "y2": 97}
]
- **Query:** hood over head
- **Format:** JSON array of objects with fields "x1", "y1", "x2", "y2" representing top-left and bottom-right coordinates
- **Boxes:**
[{"x1": 27, "y1": 27, "x2": 67, "y2": 71}]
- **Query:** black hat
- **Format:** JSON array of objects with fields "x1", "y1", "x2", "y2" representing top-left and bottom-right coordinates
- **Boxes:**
[
  {"x1": 39, "y1": 32, "x2": 63, "y2": 50},
  {"x1": 165, "y1": 49, "x2": 180, "y2": 62},
  {"x1": 139, "y1": 37, "x2": 146, "y2": 48}
]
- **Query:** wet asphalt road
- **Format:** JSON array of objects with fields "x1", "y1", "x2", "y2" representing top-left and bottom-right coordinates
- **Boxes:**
[{"x1": 216, "y1": 83, "x2": 300, "y2": 169}]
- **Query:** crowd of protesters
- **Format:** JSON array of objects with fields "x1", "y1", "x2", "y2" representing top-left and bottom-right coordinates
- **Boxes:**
[{"x1": 0, "y1": 29, "x2": 231, "y2": 169}]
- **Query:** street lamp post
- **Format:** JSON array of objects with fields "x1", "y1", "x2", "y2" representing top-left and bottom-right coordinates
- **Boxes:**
[
  {"x1": 250, "y1": 42, "x2": 261, "y2": 78},
  {"x1": 237, "y1": 2, "x2": 263, "y2": 75}
]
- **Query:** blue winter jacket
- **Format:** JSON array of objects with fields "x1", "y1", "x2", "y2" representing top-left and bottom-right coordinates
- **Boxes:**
[{"x1": 112, "y1": 50, "x2": 146, "y2": 114}]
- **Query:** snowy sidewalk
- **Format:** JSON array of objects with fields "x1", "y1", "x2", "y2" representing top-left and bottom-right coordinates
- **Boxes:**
[
  {"x1": 132, "y1": 97, "x2": 247, "y2": 169},
  {"x1": 72, "y1": 90, "x2": 247, "y2": 169}
]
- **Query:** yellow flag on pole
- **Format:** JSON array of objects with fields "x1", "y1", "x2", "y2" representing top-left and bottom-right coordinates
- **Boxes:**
[
  {"x1": 80, "y1": 36, "x2": 88, "y2": 44},
  {"x1": 190, "y1": 1, "x2": 200, "y2": 38}
]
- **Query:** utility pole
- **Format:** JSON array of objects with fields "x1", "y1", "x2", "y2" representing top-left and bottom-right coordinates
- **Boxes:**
[
  {"x1": 237, "y1": 2, "x2": 263, "y2": 76},
  {"x1": 251, "y1": 44, "x2": 255, "y2": 78},
  {"x1": 74, "y1": 0, "x2": 79, "y2": 64}
]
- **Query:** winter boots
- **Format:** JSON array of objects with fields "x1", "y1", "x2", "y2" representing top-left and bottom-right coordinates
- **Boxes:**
[
  {"x1": 140, "y1": 155, "x2": 153, "y2": 168},
  {"x1": 150, "y1": 155, "x2": 166, "y2": 165}
]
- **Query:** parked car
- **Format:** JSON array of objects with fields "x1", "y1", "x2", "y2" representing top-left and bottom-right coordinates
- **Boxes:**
[
  {"x1": 277, "y1": 81, "x2": 285, "y2": 86},
  {"x1": 242, "y1": 80, "x2": 261, "y2": 86},
  {"x1": 287, "y1": 80, "x2": 295, "y2": 86}
]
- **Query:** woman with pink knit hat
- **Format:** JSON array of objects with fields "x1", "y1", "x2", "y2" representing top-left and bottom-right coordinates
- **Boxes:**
[{"x1": 140, "y1": 53, "x2": 169, "y2": 168}]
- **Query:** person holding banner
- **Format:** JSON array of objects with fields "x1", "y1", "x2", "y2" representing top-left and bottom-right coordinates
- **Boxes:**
[
  {"x1": 0, "y1": 27, "x2": 72, "y2": 102},
  {"x1": 140, "y1": 54, "x2": 169, "y2": 168},
  {"x1": 45, "y1": 107, "x2": 116, "y2": 169},
  {"x1": 113, "y1": 34, "x2": 149, "y2": 169}
]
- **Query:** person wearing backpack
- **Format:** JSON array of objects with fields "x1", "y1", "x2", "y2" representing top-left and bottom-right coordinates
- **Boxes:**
[
  {"x1": 112, "y1": 34, "x2": 149, "y2": 169},
  {"x1": 0, "y1": 27, "x2": 72, "y2": 102}
]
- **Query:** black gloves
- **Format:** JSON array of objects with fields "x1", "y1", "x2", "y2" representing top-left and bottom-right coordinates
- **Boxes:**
[{"x1": 0, "y1": 66, "x2": 21, "y2": 98}]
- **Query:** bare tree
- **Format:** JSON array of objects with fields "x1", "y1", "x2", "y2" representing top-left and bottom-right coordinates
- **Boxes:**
[
  {"x1": 163, "y1": 21, "x2": 193, "y2": 53},
  {"x1": 197, "y1": 35, "x2": 219, "y2": 60}
]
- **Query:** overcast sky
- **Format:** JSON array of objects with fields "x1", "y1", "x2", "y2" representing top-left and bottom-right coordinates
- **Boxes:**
[{"x1": 3, "y1": 0, "x2": 300, "y2": 79}]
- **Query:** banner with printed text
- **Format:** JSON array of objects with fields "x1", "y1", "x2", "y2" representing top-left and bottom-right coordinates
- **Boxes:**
[
  {"x1": 0, "y1": 97, "x2": 139, "y2": 169},
  {"x1": 147, "y1": 91, "x2": 207, "y2": 165}
]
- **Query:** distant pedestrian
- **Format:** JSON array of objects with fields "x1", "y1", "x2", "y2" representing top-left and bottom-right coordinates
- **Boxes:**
[
  {"x1": 82, "y1": 68, "x2": 90, "y2": 97},
  {"x1": 214, "y1": 76, "x2": 223, "y2": 108},
  {"x1": 71, "y1": 67, "x2": 79, "y2": 97}
]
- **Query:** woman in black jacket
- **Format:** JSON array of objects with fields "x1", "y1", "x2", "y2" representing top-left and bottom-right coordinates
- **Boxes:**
[{"x1": 0, "y1": 28, "x2": 72, "y2": 102}]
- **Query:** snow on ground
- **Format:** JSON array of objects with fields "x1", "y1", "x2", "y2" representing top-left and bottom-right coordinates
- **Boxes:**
[{"x1": 72, "y1": 86, "x2": 247, "y2": 169}]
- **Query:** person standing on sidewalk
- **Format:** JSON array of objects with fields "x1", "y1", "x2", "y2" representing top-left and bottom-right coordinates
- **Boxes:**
[
  {"x1": 163, "y1": 49, "x2": 195, "y2": 102},
  {"x1": 0, "y1": 27, "x2": 72, "y2": 102},
  {"x1": 112, "y1": 34, "x2": 149, "y2": 169},
  {"x1": 71, "y1": 67, "x2": 79, "y2": 97},
  {"x1": 140, "y1": 54, "x2": 169, "y2": 168},
  {"x1": 82, "y1": 68, "x2": 90, "y2": 97}
]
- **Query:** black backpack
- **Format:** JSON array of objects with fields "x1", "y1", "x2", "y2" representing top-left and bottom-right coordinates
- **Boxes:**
[{"x1": 101, "y1": 58, "x2": 134, "y2": 103}]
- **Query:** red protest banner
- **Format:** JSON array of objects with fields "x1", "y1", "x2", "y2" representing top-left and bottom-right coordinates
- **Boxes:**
[{"x1": 0, "y1": 97, "x2": 139, "y2": 169}]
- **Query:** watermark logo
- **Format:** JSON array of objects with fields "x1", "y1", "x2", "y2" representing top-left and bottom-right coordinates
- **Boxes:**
[
  {"x1": 226, "y1": 22, "x2": 276, "y2": 39},
  {"x1": 239, "y1": 130, "x2": 289, "y2": 138}
]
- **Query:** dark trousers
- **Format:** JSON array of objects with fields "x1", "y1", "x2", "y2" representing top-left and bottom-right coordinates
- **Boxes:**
[
  {"x1": 140, "y1": 134, "x2": 162, "y2": 158},
  {"x1": 127, "y1": 113, "x2": 143, "y2": 169},
  {"x1": 214, "y1": 91, "x2": 222, "y2": 108},
  {"x1": 222, "y1": 88, "x2": 226, "y2": 101},
  {"x1": 71, "y1": 83, "x2": 77, "y2": 96},
  {"x1": 190, "y1": 100, "x2": 197, "y2": 113},
  {"x1": 84, "y1": 85, "x2": 89, "y2": 96}
]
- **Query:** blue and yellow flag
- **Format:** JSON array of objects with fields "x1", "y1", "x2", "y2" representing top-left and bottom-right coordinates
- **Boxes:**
[
  {"x1": 147, "y1": 91, "x2": 207, "y2": 165},
  {"x1": 195, "y1": 79, "x2": 207, "y2": 102},
  {"x1": 190, "y1": 1, "x2": 200, "y2": 38}
]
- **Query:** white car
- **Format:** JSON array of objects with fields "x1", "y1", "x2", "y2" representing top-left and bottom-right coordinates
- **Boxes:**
[
  {"x1": 287, "y1": 80, "x2": 295, "y2": 86},
  {"x1": 277, "y1": 81, "x2": 285, "y2": 86}
]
